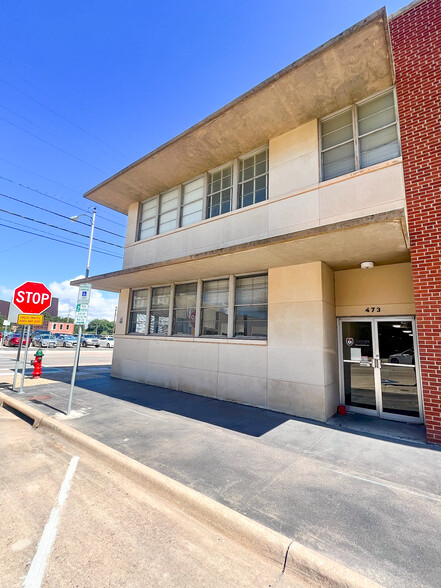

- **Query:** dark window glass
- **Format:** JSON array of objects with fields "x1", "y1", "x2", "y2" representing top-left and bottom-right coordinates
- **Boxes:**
[
  {"x1": 234, "y1": 275, "x2": 267, "y2": 338},
  {"x1": 173, "y1": 283, "x2": 197, "y2": 336},
  {"x1": 149, "y1": 286, "x2": 170, "y2": 335}
]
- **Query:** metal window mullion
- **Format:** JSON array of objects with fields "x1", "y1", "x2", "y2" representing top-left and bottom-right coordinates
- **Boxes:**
[
  {"x1": 321, "y1": 138, "x2": 356, "y2": 153},
  {"x1": 177, "y1": 185, "x2": 183, "y2": 228},
  {"x1": 195, "y1": 279, "x2": 202, "y2": 337},
  {"x1": 227, "y1": 275, "x2": 235, "y2": 338},
  {"x1": 168, "y1": 284, "x2": 175, "y2": 336},
  {"x1": 202, "y1": 172, "x2": 209, "y2": 220},
  {"x1": 353, "y1": 106, "x2": 360, "y2": 171},
  {"x1": 145, "y1": 288, "x2": 152, "y2": 335},
  {"x1": 358, "y1": 121, "x2": 397, "y2": 140},
  {"x1": 232, "y1": 158, "x2": 239, "y2": 210},
  {"x1": 154, "y1": 195, "x2": 160, "y2": 235}
]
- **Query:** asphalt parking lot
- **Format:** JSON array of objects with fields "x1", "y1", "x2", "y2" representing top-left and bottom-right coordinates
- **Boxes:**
[
  {"x1": 2, "y1": 408, "x2": 302, "y2": 588},
  {"x1": 0, "y1": 346, "x2": 112, "y2": 376}
]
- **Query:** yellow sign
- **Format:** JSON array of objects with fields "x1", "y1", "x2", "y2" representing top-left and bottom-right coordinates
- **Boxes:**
[{"x1": 17, "y1": 314, "x2": 44, "y2": 326}]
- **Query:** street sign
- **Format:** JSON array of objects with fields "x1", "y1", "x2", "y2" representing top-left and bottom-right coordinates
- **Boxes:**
[
  {"x1": 74, "y1": 304, "x2": 89, "y2": 325},
  {"x1": 3, "y1": 320, "x2": 10, "y2": 326},
  {"x1": 17, "y1": 314, "x2": 44, "y2": 326},
  {"x1": 74, "y1": 283, "x2": 91, "y2": 325},
  {"x1": 13, "y1": 282, "x2": 52, "y2": 315}
]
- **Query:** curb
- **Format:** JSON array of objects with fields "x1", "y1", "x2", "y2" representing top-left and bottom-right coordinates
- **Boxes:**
[{"x1": 0, "y1": 391, "x2": 382, "y2": 588}]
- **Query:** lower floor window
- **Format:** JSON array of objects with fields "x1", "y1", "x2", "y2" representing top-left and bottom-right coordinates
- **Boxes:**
[
  {"x1": 129, "y1": 272, "x2": 267, "y2": 339},
  {"x1": 173, "y1": 283, "x2": 197, "y2": 336},
  {"x1": 129, "y1": 289, "x2": 148, "y2": 334},
  {"x1": 201, "y1": 279, "x2": 229, "y2": 337},
  {"x1": 234, "y1": 275, "x2": 268, "y2": 337},
  {"x1": 149, "y1": 286, "x2": 170, "y2": 335}
]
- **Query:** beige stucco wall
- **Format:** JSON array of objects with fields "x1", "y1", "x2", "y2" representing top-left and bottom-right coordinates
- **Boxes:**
[
  {"x1": 123, "y1": 158, "x2": 405, "y2": 270},
  {"x1": 268, "y1": 120, "x2": 319, "y2": 199},
  {"x1": 111, "y1": 261, "x2": 339, "y2": 422},
  {"x1": 335, "y1": 262, "x2": 415, "y2": 316}
]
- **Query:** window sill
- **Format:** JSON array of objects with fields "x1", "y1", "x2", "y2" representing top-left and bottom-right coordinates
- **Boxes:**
[{"x1": 119, "y1": 334, "x2": 267, "y2": 345}]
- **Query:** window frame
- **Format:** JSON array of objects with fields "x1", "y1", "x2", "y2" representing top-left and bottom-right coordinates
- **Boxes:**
[
  {"x1": 237, "y1": 146, "x2": 269, "y2": 209},
  {"x1": 319, "y1": 87, "x2": 401, "y2": 182},
  {"x1": 136, "y1": 146, "x2": 268, "y2": 242},
  {"x1": 127, "y1": 272, "x2": 268, "y2": 341}
]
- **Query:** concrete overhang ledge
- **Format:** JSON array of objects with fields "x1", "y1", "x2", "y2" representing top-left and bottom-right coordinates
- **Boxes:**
[
  {"x1": 85, "y1": 8, "x2": 393, "y2": 215},
  {"x1": 72, "y1": 210, "x2": 409, "y2": 292}
]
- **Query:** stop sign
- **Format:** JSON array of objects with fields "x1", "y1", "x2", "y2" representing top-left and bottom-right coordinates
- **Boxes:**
[{"x1": 13, "y1": 282, "x2": 52, "y2": 315}]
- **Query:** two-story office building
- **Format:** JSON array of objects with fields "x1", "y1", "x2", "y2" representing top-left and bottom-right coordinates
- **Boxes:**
[{"x1": 76, "y1": 7, "x2": 431, "y2": 434}]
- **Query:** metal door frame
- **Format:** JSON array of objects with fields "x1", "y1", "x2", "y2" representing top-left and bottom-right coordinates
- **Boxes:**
[{"x1": 337, "y1": 316, "x2": 424, "y2": 424}]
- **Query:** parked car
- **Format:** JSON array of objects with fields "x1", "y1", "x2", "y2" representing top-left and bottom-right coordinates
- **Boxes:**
[
  {"x1": 5, "y1": 333, "x2": 28, "y2": 347},
  {"x1": 81, "y1": 334, "x2": 100, "y2": 348},
  {"x1": 30, "y1": 330, "x2": 51, "y2": 342},
  {"x1": 388, "y1": 348, "x2": 414, "y2": 365},
  {"x1": 56, "y1": 335, "x2": 78, "y2": 348},
  {"x1": 99, "y1": 336, "x2": 114, "y2": 348},
  {"x1": 33, "y1": 334, "x2": 57, "y2": 348}
]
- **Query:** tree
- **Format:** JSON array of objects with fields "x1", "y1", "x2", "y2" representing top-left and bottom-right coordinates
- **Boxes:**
[{"x1": 86, "y1": 319, "x2": 114, "y2": 335}]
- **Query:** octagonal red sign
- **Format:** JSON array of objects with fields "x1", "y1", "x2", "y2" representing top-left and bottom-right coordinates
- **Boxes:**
[{"x1": 13, "y1": 282, "x2": 52, "y2": 315}]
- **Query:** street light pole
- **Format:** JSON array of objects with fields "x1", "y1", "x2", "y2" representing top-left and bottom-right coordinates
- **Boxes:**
[
  {"x1": 85, "y1": 207, "x2": 96, "y2": 278},
  {"x1": 68, "y1": 207, "x2": 96, "y2": 414}
]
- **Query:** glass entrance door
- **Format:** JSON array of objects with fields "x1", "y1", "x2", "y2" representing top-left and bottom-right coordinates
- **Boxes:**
[{"x1": 339, "y1": 317, "x2": 422, "y2": 422}]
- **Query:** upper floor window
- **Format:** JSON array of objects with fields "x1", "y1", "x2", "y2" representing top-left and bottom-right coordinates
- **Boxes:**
[
  {"x1": 159, "y1": 188, "x2": 179, "y2": 234},
  {"x1": 207, "y1": 165, "x2": 232, "y2": 218},
  {"x1": 138, "y1": 198, "x2": 158, "y2": 240},
  {"x1": 181, "y1": 177, "x2": 204, "y2": 227},
  {"x1": 320, "y1": 89, "x2": 400, "y2": 181},
  {"x1": 238, "y1": 148, "x2": 268, "y2": 208},
  {"x1": 137, "y1": 146, "x2": 269, "y2": 241}
]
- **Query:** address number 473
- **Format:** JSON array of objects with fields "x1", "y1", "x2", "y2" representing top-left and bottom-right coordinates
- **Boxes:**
[{"x1": 365, "y1": 307, "x2": 381, "y2": 313}]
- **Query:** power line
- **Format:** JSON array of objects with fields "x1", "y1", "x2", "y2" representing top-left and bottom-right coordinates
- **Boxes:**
[
  {"x1": 0, "y1": 215, "x2": 113, "y2": 257},
  {"x1": 0, "y1": 102, "x2": 121, "y2": 169},
  {"x1": 0, "y1": 171, "x2": 127, "y2": 228},
  {"x1": 0, "y1": 220, "x2": 123, "y2": 259},
  {"x1": 0, "y1": 113, "x2": 108, "y2": 174},
  {"x1": 0, "y1": 207, "x2": 123, "y2": 248},
  {"x1": 0, "y1": 71, "x2": 131, "y2": 159},
  {"x1": 0, "y1": 192, "x2": 125, "y2": 238}
]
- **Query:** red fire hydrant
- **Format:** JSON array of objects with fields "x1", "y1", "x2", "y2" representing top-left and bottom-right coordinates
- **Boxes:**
[{"x1": 31, "y1": 349, "x2": 44, "y2": 379}]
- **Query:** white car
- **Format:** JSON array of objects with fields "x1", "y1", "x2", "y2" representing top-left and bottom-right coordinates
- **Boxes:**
[
  {"x1": 99, "y1": 336, "x2": 114, "y2": 348},
  {"x1": 56, "y1": 335, "x2": 78, "y2": 348},
  {"x1": 388, "y1": 348, "x2": 414, "y2": 365}
]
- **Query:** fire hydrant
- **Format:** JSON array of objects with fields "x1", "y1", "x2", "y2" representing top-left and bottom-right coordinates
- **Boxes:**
[{"x1": 31, "y1": 349, "x2": 44, "y2": 379}]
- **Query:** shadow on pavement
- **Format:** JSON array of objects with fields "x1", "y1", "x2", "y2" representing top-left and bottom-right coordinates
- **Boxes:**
[{"x1": 22, "y1": 366, "x2": 430, "y2": 445}]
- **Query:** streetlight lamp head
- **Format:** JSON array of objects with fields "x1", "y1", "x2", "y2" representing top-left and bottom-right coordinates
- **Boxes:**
[{"x1": 70, "y1": 215, "x2": 79, "y2": 222}]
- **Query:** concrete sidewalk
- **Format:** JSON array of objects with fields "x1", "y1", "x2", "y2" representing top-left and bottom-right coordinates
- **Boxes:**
[{"x1": 2, "y1": 375, "x2": 441, "y2": 587}]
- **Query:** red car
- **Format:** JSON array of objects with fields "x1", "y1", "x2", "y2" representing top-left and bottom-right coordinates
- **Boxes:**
[{"x1": 5, "y1": 334, "x2": 28, "y2": 347}]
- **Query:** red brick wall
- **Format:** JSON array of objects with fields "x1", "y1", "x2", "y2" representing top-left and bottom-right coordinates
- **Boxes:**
[{"x1": 389, "y1": 0, "x2": 441, "y2": 443}]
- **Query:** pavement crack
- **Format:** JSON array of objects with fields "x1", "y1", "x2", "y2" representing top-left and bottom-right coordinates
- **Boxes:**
[{"x1": 281, "y1": 539, "x2": 294, "y2": 575}]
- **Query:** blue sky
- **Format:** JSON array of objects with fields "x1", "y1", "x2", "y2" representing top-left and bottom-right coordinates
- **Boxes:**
[{"x1": 0, "y1": 0, "x2": 405, "y2": 319}]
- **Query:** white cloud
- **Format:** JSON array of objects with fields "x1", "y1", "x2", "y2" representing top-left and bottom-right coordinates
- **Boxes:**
[
  {"x1": 0, "y1": 285, "x2": 13, "y2": 299},
  {"x1": 48, "y1": 276, "x2": 119, "y2": 323}
]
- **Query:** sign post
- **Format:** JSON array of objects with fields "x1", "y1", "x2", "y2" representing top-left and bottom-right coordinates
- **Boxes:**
[
  {"x1": 11, "y1": 282, "x2": 52, "y2": 392},
  {"x1": 67, "y1": 284, "x2": 91, "y2": 414},
  {"x1": 19, "y1": 325, "x2": 31, "y2": 393}
]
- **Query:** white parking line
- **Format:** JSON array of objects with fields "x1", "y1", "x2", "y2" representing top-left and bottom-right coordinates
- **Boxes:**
[{"x1": 23, "y1": 456, "x2": 79, "y2": 588}]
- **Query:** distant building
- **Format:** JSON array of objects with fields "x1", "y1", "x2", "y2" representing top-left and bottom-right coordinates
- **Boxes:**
[
  {"x1": 44, "y1": 321, "x2": 75, "y2": 336},
  {"x1": 74, "y1": 0, "x2": 441, "y2": 444}
]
